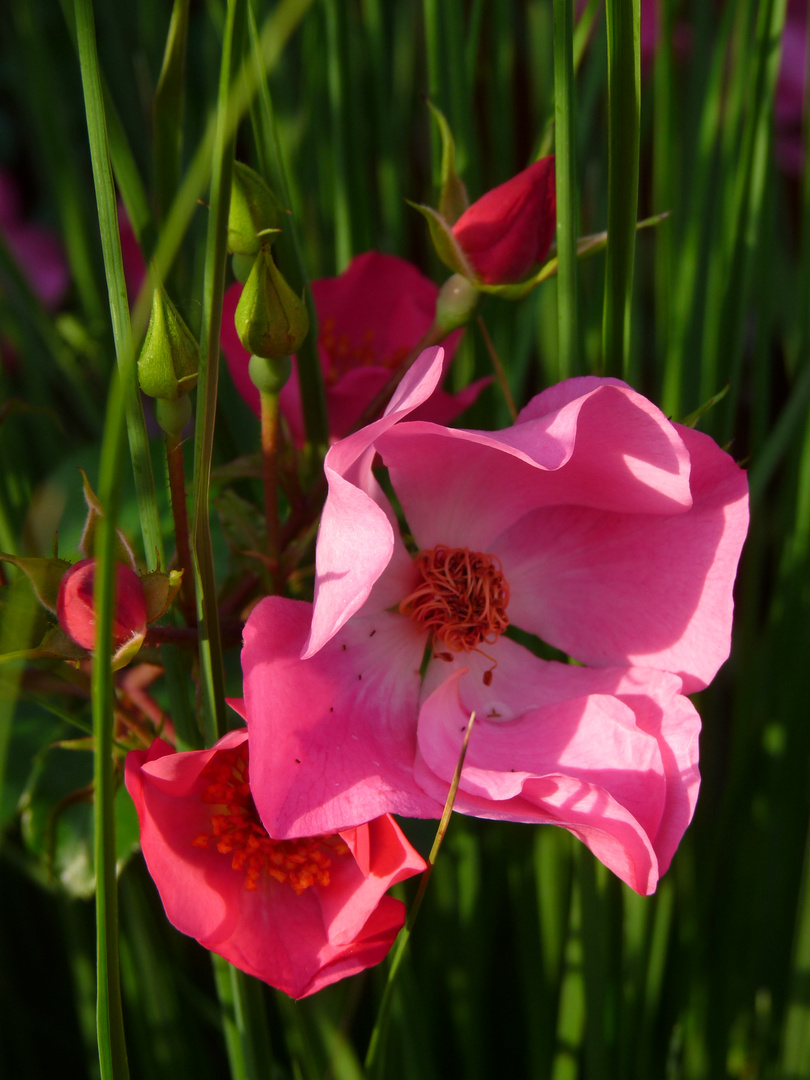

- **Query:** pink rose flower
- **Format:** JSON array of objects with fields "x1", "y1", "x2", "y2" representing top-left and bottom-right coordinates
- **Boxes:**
[
  {"x1": 242, "y1": 348, "x2": 748, "y2": 895},
  {"x1": 221, "y1": 251, "x2": 486, "y2": 444},
  {"x1": 0, "y1": 170, "x2": 69, "y2": 310},
  {"x1": 57, "y1": 557, "x2": 147, "y2": 652},
  {"x1": 451, "y1": 157, "x2": 556, "y2": 285},
  {"x1": 118, "y1": 203, "x2": 147, "y2": 303},
  {"x1": 775, "y1": 0, "x2": 808, "y2": 176},
  {"x1": 125, "y1": 730, "x2": 426, "y2": 999}
]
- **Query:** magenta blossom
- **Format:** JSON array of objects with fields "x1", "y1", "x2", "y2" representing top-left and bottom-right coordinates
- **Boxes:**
[
  {"x1": 451, "y1": 157, "x2": 556, "y2": 285},
  {"x1": 221, "y1": 251, "x2": 486, "y2": 444},
  {"x1": 776, "y1": 0, "x2": 808, "y2": 176},
  {"x1": 0, "y1": 170, "x2": 69, "y2": 310},
  {"x1": 125, "y1": 730, "x2": 425, "y2": 999},
  {"x1": 242, "y1": 349, "x2": 748, "y2": 895}
]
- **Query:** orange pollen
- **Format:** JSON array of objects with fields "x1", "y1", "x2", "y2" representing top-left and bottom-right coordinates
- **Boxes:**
[
  {"x1": 191, "y1": 742, "x2": 348, "y2": 893},
  {"x1": 398, "y1": 546, "x2": 510, "y2": 652}
]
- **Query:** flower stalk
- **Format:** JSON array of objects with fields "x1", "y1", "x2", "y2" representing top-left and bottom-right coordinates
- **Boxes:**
[
  {"x1": 260, "y1": 389, "x2": 280, "y2": 590},
  {"x1": 165, "y1": 433, "x2": 195, "y2": 620}
]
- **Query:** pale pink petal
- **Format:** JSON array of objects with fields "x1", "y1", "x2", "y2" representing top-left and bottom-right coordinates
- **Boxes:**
[
  {"x1": 497, "y1": 424, "x2": 748, "y2": 689},
  {"x1": 413, "y1": 647, "x2": 700, "y2": 892},
  {"x1": 244, "y1": 597, "x2": 443, "y2": 837},
  {"x1": 305, "y1": 347, "x2": 446, "y2": 655},
  {"x1": 374, "y1": 381, "x2": 692, "y2": 552},
  {"x1": 413, "y1": 667, "x2": 691, "y2": 894}
]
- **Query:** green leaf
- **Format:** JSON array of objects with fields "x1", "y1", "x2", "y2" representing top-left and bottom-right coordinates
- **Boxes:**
[
  {"x1": 426, "y1": 99, "x2": 469, "y2": 225},
  {"x1": 679, "y1": 384, "x2": 731, "y2": 429},
  {"x1": 406, "y1": 200, "x2": 476, "y2": 280},
  {"x1": 0, "y1": 554, "x2": 72, "y2": 613}
]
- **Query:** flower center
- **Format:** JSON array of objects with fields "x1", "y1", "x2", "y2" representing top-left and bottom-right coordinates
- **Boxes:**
[
  {"x1": 399, "y1": 546, "x2": 510, "y2": 652},
  {"x1": 192, "y1": 741, "x2": 348, "y2": 892},
  {"x1": 320, "y1": 317, "x2": 407, "y2": 385}
]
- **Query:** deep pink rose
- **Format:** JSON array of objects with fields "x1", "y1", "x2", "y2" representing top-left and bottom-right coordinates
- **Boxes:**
[
  {"x1": 125, "y1": 730, "x2": 426, "y2": 999},
  {"x1": 776, "y1": 0, "x2": 808, "y2": 175},
  {"x1": 57, "y1": 557, "x2": 147, "y2": 651},
  {"x1": 451, "y1": 157, "x2": 556, "y2": 285},
  {"x1": 118, "y1": 203, "x2": 147, "y2": 303},
  {"x1": 221, "y1": 251, "x2": 485, "y2": 444},
  {"x1": 0, "y1": 170, "x2": 69, "y2": 310},
  {"x1": 242, "y1": 348, "x2": 748, "y2": 894}
]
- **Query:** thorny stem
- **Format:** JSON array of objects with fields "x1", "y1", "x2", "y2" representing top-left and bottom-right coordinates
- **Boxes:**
[
  {"x1": 165, "y1": 434, "x2": 195, "y2": 620},
  {"x1": 260, "y1": 389, "x2": 281, "y2": 592}
]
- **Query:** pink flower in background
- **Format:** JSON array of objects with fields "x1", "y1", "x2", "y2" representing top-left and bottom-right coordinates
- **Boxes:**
[
  {"x1": 118, "y1": 204, "x2": 147, "y2": 302},
  {"x1": 221, "y1": 251, "x2": 487, "y2": 443},
  {"x1": 451, "y1": 157, "x2": 556, "y2": 284},
  {"x1": 0, "y1": 170, "x2": 69, "y2": 310},
  {"x1": 243, "y1": 348, "x2": 748, "y2": 895},
  {"x1": 776, "y1": 0, "x2": 808, "y2": 176},
  {"x1": 125, "y1": 730, "x2": 425, "y2": 999}
]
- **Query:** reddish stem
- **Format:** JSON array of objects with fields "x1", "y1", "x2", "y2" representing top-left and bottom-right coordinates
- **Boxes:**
[
  {"x1": 260, "y1": 389, "x2": 281, "y2": 592},
  {"x1": 165, "y1": 434, "x2": 196, "y2": 621}
]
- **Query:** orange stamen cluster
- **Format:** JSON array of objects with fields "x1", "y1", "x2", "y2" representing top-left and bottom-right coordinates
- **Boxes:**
[
  {"x1": 321, "y1": 317, "x2": 407, "y2": 385},
  {"x1": 192, "y1": 742, "x2": 348, "y2": 893},
  {"x1": 399, "y1": 546, "x2": 510, "y2": 652}
]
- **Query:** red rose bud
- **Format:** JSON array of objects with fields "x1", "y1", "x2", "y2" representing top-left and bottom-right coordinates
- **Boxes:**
[
  {"x1": 57, "y1": 558, "x2": 147, "y2": 653},
  {"x1": 451, "y1": 156, "x2": 556, "y2": 284}
]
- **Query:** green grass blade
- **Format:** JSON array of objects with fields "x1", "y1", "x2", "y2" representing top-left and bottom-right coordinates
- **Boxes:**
[
  {"x1": 191, "y1": 0, "x2": 246, "y2": 747},
  {"x1": 90, "y1": 374, "x2": 131, "y2": 1080},
  {"x1": 154, "y1": 0, "x2": 190, "y2": 224},
  {"x1": 246, "y1": 0, "x2": 328, "y2": 449},
  {"x1": 212, "y1": 956, "x2": 274, "y2": 1080},
  {"x1": 324, "y1": 0, "x2": 352, "y2": 271},
  {"x1": 601, "y1": 0, "x2": 640, "y2": 379},
  {"x1": 73, "y1": 0, "x2": 165, "y2": 571},
  {"x1": 553, "y1": 0, "x2": 579, "y2": 380}
]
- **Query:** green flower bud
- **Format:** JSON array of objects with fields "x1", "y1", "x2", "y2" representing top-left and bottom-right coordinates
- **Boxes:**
[
  {"x1": 228, "y1": 162, "x2": 282, "y2": 256},
  {"x1": 234, "y1": 247, "x2": 309, "y2": 360},
  {"x1": 138, "y1": 281, "x2": 199, "y2": 400},
  {"x1": 435, "y1": 273, "x2": 480, "y2": 332},
  {"x1": 248, "y1": 354, "x2": 292, "y2": 395}
]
